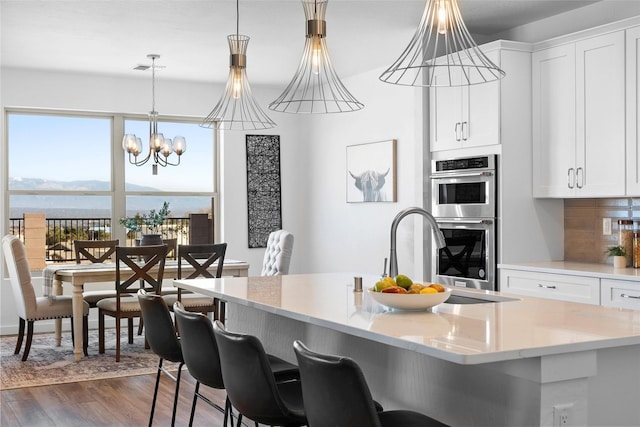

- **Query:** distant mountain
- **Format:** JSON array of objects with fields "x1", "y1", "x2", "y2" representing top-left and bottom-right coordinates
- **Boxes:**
[
  {"x1": 8, "y1": 177, "x2": 212, "y2": 218},
  {"x1": 9, "y1": 177, "x2": 156, "y2": 192}
]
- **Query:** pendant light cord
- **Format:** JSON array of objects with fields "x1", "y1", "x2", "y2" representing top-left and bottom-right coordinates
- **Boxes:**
[
  {"x1": 236, "y1": 0, "x2": 239, "y2": 37},
  {"x1": 151, "y1": 56, "x2": 156, "y2": 112}
]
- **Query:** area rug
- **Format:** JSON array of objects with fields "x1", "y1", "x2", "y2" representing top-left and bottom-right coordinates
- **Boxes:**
[{"x1": 0, "y1": 328, "x2": 177, "y2": 390}]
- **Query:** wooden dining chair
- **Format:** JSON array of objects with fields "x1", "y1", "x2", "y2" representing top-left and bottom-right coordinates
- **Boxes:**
[
  {"x1": 97, "y1": 244, "x2": 168, "y2": 362},
  {"x1": 73, "y1": 239, "x2": 122, "y2": 309},
  {"x1": 164, "y1": 243, "x2": 227, "y2": 320}
]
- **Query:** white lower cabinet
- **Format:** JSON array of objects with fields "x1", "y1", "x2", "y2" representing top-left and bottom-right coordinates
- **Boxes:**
[
  {"x1": 601, "y1": 279, "x2": 640, "y2": 310},
  {"x1": 500, "y1": 269, "x2": 600, "y2": 305}
]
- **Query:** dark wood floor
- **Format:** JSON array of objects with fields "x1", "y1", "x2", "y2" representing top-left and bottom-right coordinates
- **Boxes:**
[{"x1": 1, "y1": 370, "x2": 230, "y2": 426}]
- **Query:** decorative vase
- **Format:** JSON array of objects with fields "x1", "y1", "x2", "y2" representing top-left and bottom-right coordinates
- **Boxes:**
[
  {"x1": 613, "y1": 256, "x2": 626, "y2": 268},
  {"x1": 140, "y1": 234, "x2": 164, "y2": 246}
]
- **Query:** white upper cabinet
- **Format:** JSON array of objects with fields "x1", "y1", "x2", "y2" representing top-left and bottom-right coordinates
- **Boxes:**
[
  {"x1": 532, "y1": 44, "x2": 576, "y2": 197},
  {"x1": 533, "y1": 31, "x2": 626, "y2": 197},
  {"x1": 430, "y1": 50, "x2": 500, "y2": 152},
  {"x1": 627, "y1": 26, "x2": 640, "y2": 196}
]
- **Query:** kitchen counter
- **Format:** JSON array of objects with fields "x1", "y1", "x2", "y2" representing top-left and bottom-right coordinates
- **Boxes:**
[
  {"x1": 174, "y1": 273, "x2": 640, "y2": 426},
  {"x1": 175, "y1": 273, "x2": 640, "y2": 364},
  {"x1": 499, "y1": 260, "x2": 640, "y2": 281}
]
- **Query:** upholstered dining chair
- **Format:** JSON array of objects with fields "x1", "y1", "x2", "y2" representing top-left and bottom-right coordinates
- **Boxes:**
[
  {"x1": 2, "y1": 234, "x2": 89, "y2": 361},
  {"x1": 138, "y1": 289, "x2": 184, "y2": 427},
  {"x1": 293, "y1": 340, "x2": 448, "y2": 427},
  {"x1": 174, "y1": 303, "x2": 300, "y2": 427},
  {"x1": 97, "y1": 244, "x2": 168, "y2": 362},
  {"x1": 212, "y1": 320, "x2": 306, "y2": 427},
  {"x1": 261, "y1": 230, "x2": 294, "y2": 276},
  {"x1": 164, "y1": 243, "x2": 227, "y2": 319},
  {"x1": 73, "y1": 239, "x2": 123, "y2": 309}
]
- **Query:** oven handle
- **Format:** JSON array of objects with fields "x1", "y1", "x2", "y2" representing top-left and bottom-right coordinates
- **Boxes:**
[
  {"x1": 436, "y1": 218, "x2": 493, "y2": 225},
  {"x1": 430, "y1": 171, "x2": 493, "y2": 179}
]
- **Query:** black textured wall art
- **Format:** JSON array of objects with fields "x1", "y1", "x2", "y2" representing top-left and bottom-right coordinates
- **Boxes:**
[{"x1": 246, "y1": 135, "x2": 282, "y2": 248}]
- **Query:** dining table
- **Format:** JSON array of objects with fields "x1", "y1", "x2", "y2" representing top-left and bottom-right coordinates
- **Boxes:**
[{"x1": 44, "y1": 259, "x2": 249, "y2": 361}]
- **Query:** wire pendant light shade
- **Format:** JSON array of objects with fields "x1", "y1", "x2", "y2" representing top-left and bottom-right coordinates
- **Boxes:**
[
  {"x1": 380, "y1": 0, "x2": 505, "y2": 87},
  {"x1": 269, "y1": 0, "x2": 363, "y2": 114},
  {"x1": 200, "y1": 2, "x2": 276, "y2": 130}
]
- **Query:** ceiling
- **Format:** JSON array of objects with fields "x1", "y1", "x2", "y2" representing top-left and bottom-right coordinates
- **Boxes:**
[{"x1": 1, "y1": 0, "x2": 600, "y2": 86}]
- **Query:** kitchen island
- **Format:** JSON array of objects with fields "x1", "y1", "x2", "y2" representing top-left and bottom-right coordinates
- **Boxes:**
[{"x1": 174, "y1": 273, "x2": 640, "y2": 426}]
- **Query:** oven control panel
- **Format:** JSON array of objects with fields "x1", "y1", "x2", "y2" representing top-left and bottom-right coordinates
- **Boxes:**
[{"x1": 434, "y1": 155, "x2": 495, "y2": 173}]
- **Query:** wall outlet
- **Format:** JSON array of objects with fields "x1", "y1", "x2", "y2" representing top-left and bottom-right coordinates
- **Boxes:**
[
  {"x1": 553, "y1": 403, "x2": 573, "y2": 426},
  {"x1": 603, "y1": 218, "x2": 612, "y2": 235}
]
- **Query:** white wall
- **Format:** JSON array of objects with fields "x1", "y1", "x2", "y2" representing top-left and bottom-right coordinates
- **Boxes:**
[{"x1": 300, "y1": 68, "x2": 427, "y2": 279}]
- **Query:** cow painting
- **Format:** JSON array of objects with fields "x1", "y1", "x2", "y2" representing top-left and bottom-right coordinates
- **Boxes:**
[{"x1": 349, "y1": 168, "x2": 390, "y2": 202}]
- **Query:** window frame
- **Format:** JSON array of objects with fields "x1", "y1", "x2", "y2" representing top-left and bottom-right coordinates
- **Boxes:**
[{"x1": 3, "y1": 107, "x2": 220, "y2": 250}]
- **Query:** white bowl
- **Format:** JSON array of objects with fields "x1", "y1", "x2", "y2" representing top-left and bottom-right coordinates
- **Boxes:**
[{"x1": 367, "y1": 287, "x2": 451, "y2": 311}]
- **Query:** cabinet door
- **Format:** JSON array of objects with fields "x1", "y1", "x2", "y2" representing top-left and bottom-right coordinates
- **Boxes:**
[
  {"x1": 575, "y1": 31, "x2": 626, "y2": 197},
  {"x1": 465, "y1": 50, "x2": 500, "y2": 149},
  {"x1": 429, "y1": 49, "x2": 500, "y2": 152},
  {"x1": 430, "y1": 71, "x2": 464, "y2": 152},
  {"x1": 532, "y1": 44, "x2": 576, "y2": 197},
  {"x1": 627, "y1": 26, "x2": 640, "y2": 196}
]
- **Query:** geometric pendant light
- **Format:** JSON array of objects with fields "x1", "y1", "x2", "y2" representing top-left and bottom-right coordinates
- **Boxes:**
[
  {"x1": 200, "y1": 0, "x2": 276, "y2": 130},
  {"x1": 269, "y1": 0, "x2": 364, "y2": 114},
  {"x1": 379, "y1": 0, "x2": 505, "y2": 87}
]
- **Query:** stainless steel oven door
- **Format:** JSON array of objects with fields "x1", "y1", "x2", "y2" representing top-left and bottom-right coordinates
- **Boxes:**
[
  {"x1": 432, "y1": 218, "x2": 495, "y2": 291},
  {"x1": 431, "y1": 171, "x2": 495, "y2": 218}
]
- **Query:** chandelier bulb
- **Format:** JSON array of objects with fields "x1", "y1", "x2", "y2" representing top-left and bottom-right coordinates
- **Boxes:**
[{"x1": 437, "y1": 0, "x2": 448, "y2": 35}]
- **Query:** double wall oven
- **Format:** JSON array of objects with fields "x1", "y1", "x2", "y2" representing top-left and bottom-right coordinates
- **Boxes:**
[{"x1": 431, "y1": 155, "x2": 497, "y2": 291}]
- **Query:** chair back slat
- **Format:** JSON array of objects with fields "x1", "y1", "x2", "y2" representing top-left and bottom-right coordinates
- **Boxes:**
[
  {"x1": 74, "y1": 239, "x2": 118, "y2": 264},
  {"x1": 177, "y1": 243, "x2": 227, "y2": 280},
  {"x1": 115, "y1": 245, "x2": 168, "y2": 295}
]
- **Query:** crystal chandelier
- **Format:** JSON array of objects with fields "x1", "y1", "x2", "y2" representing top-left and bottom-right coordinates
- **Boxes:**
[
  {"x1": 200, "y1": 0, "x2": 276, "y2": 131},
  {"x1": 379, "y1": 0, "x2": 505, "y2": 87},
  {"x1": 123, "y1": 54, "x2": 186, "y2": 175},
  {"x1": 269, "y1": 0, "x2": 363, "y2": 114}
]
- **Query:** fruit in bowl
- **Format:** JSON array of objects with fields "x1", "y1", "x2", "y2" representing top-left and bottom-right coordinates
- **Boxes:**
[{"x1": 368, "y1": 274, "x2": 450, "y2": 310}]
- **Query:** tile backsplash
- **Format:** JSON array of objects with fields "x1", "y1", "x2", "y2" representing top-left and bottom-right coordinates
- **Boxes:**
[{"x1": 564, "y1": 198, "x2": 640, "y2": 264}]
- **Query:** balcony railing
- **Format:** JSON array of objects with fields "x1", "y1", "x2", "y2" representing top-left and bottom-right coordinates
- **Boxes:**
[{"x1": 9, "y1": 217, "x2": 191, "y2": 263}]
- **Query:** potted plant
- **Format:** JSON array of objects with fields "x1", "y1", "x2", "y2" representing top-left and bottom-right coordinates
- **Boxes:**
[
  {"x1": 606, "y1": 245, "x2": 627, "y2": 268},
  {"x1": 119, "y1": 201, "x2": 172, "y2": 246}
]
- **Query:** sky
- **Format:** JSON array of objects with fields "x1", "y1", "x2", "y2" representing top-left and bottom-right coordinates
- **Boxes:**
[{"x1": 7, "y1": 113, "x2": 215, "y2": 192}]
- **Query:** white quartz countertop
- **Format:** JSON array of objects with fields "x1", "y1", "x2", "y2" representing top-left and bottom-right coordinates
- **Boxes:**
[
  {"x1": 174, "y1": 273, "x2": 640, "y2": 365},
  {"x1": 499, "y1": 260, "x2": 640, "y2": 282}
]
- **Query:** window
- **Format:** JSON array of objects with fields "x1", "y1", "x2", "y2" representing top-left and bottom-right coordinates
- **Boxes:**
[{"x1": 5, "y1": 109, "x2": 218, "y2": 264}]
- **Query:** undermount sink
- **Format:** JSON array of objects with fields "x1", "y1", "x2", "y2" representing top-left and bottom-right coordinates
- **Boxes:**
[{"x1": 443, "y1": 290, "x2": 520, "y2": 305}]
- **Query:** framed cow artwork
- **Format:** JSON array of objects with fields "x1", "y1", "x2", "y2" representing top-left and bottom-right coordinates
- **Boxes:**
[{"x1": 346, "y1": 139, "x2": 397, "y2": 203}]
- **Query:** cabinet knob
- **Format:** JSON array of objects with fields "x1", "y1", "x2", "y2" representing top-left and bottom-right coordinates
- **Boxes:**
[{"x1": 537, "y1": 283, "x2": 557, "y2": 289}]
